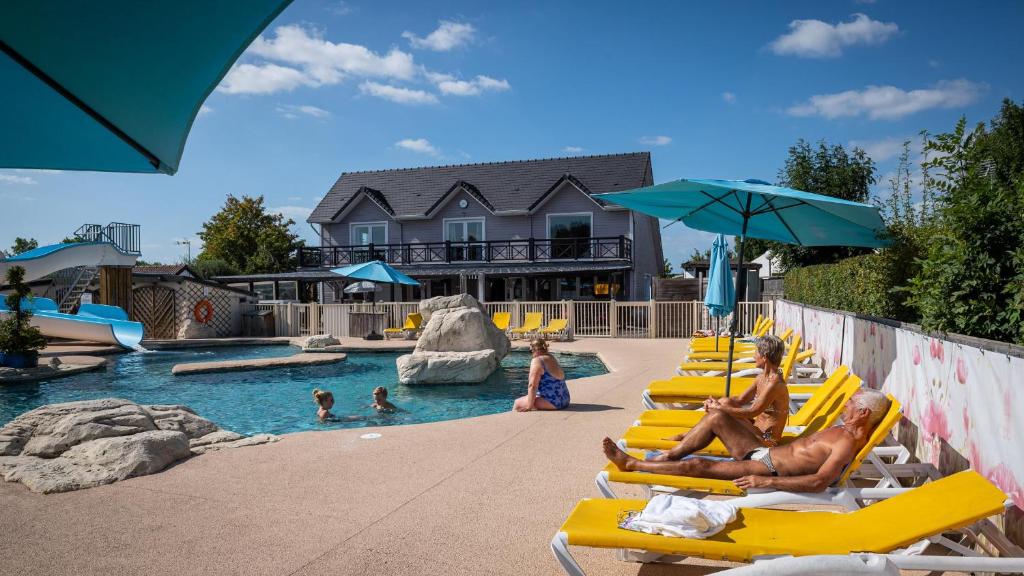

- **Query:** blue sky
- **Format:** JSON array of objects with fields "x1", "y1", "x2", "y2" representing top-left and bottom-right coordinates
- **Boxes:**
[{"x1": 2, "y1": 0, "x2": 1022, "y2": 267}]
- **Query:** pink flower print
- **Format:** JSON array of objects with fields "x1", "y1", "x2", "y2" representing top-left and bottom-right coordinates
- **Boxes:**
[
  {"x1": 968, "y1": 441, "x2": 983, "y2": 470},
  {"x1": 879, "y1": 333, "x2": 884, "y2": 350},
  {"x1": 922, "y1": 400, "x2": 951, "y2": 441},
  {"x1": 929, "y1": 338, "x2": 945, "y2": 362},
  {"x1": 955, "y1": 357, "x2": 967, "y2": 384},
  {"x1": 867, "y1": 368, "x2": 878, "y2": 390},
  {"x1": 870, "y1": 324, "x2": 876, "y2": 336},
  {"x1": 913, "y1": 345, "x2": 922, "y2": 365},
  {"x1": 987, "y1": 464, "x2": 1024, "y2": 510}
]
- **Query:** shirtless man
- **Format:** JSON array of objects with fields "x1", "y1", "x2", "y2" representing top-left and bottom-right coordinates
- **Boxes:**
[
  {"x1": 651, "y1": 335, "x2": 789, "y2": 462},
  {"x1": 603, "y1": 389, "x2": 891, "y2": 492}
]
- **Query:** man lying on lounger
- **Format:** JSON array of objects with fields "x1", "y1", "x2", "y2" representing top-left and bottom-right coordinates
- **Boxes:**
[{"x1": 603, "y1": 389, "x2": 891, "y2": 491}]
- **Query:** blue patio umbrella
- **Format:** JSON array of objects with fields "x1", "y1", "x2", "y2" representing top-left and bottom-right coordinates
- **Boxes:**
[
  {"x1": 331, "y1": 260, "x2": 420, "y2": 288},
  {"x1": 704, "y1": 234, "x2": 735, "y2": 349},
  {"x1": 597, "y1": 178, "x2": 889, "y2": 394},
  {"x1": 1, "y1": 1, "x2": 291, "y2": 175}
]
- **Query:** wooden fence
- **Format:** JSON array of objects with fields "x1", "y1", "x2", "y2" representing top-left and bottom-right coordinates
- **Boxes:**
[{"x1": 242, "y1": 300, "x2": 775, "y2": 339}]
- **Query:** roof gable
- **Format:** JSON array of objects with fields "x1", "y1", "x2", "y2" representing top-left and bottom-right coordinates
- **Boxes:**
[{"x1": 309, "y1": 152, "x2": 651, "y2": 223}]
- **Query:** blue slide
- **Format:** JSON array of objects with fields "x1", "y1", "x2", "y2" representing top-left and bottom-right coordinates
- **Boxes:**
[{"x1": 0, "y1": 297, "x2": 144, "y2": 349}]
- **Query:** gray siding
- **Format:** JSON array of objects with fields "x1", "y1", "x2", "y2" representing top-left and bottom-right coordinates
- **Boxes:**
[
  {"x1": 320, "y1": 196, "x2": 399, "y2": 246},
  {"x1": 528, "y1": 182, "x2": 629, "y2": 238}
]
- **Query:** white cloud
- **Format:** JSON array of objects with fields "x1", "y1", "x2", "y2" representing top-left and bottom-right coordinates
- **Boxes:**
[
  {"x1": 360, "y1": 81, "x2": 439, "y2": 105},
  {"x1": 769, "y1": 14, "x2": 898, "y2": 58},
  {"x1": 639, "y1": 135, "x2": 672, "y2": 146},
  {"x1": 217, "y1": 24, "x2": 417, "y2": 95},
  {"x1": 270, "y1": 205, "x2": 314, "y2": 221},
  {"x1": 562, "y1": 146, "x2": 584, "y2": 153},
  {"x1": 427, "y1": 73, "x2": 510, "y2": 96},
  {"x1": 395, "y1": 138, "x2": 440, "y2": 156},
  {"x1": 402, "y1": 21, "x2": 476, "y2": 51},
  {"x1": 722, "y1": 91, "x2": 737, "y2": 104},
  {"x1": 218, "y1": 63, "x2": 312, "y2": 95},
  {"x1": 288, "y1": 196, "x2": 302, "y2": 201},
  {"x1": 328, "y1": 1, "x2": 354, "y2": 16},
  {"x1": 849, "y1": 136, "x2": 913, "y2": 162},
  {"x1": 788, "y1": 79, "x2": 985, "y2": 120},
  {"x1": 276, "y1": 104, "x2": 331, "y2": 119},
  {"x1": 198, "y1": 104, "x2": 213, "y2": 116},
  {"x1": 0, "y1": 174, "x2": 38, "y2": 185}
]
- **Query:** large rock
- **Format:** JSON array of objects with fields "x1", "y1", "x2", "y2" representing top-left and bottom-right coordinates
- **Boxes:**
[
  {"x1": 299, "y1": 333, "x2": 340, "y2": 350},
  {"x1": 396, "y1": 294, "x2": 510, "y2": 384},
  {"x1": 0, "y1": 398, "x2": 279, "y2": 493},
  {"x1": 396, "y1": 350, "x2": 499, "y2": 384},
  {"x1": 178, "y1": 318, "x2": 217, "y2": 339}
]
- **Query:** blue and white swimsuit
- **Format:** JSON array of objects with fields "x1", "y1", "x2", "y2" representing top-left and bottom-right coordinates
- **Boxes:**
[{"x1": 536, "y1": 358, "x2": 570, "y2": 410}]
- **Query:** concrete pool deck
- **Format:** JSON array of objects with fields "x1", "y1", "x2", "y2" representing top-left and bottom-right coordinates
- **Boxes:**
[{"x1": 0, "y1": 338, "x2": 741, "y2": 576}]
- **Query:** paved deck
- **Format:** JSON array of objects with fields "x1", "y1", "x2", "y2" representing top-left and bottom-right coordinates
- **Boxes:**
[{"x1": 0, "y1": 338, "x2": 741, "y2": 576}]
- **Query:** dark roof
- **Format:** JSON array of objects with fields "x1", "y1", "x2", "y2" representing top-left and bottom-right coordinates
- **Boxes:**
[
  {"x1": 134, "y1": 264, "x2": 194, "y2": 276},
  {"x1": 308, "y1": 152, "x2": 651, "y2": 223},
  {"x1": 681, "y1": 260, "x2": 762, "y2": 270},
  {"x1": 212, "y1": 270, "x2": 349, "y2": 283}
]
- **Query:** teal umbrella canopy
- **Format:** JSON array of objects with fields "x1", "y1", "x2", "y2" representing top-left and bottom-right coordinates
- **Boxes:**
[
  {"x1": 704, "y1": 234, "x2": 735, "y2": 318},
  {"x1": 0, "y1": 1, "x2": 291, "y2": 175},
  {"x1": 331, "y1": 261, "x2": 420, "y2": 287},
  {"x1": 595, "y1": 178, "x2": 890, "y2": 248}
]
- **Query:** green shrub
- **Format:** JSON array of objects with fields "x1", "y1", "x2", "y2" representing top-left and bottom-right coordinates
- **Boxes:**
[{"x1": 784, "y1": 252, "x2": 916, "y2": 321}]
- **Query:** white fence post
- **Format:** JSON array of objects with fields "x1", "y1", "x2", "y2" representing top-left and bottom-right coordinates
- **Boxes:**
[
  {"x1": 648, "y1": 300, "x2": 657, "y2": 338},
  {"x1": 609, "y1": 299, "x2": 618, "y2": 338}
]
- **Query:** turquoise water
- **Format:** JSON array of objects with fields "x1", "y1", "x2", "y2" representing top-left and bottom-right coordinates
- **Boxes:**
[{"x1": 0, "y1": 347, "x2": 607, "y2": 435}]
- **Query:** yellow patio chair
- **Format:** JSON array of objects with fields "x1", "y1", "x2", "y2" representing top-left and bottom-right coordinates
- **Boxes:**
[
  {"x1": 677, "y1": 347, "x2": 816, "y2": 377},
  {"x1": 491, "y1": 311, "x2": 511, "y2": 331},
  {"x1": 555, "y1": 470, "x2": 1010, "y2": 576},
  {"x1": 598, "y1": 392, "x2": 902, "y2": 501},
  {"x1": 509, "y1": 312, "x2": 542, "y2": 339},
  {"x1": 383, "y1": 312, "x2": 422, "y2": 339},
  {"x1": 538, "y1": 318, "x2": 570, "y2": 341},
  {"x1": 685, "y1": 328, "x2": 794, "y2": 361}
]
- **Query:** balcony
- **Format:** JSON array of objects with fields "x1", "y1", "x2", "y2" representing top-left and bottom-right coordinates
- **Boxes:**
[{"x1": 296, "y1": 236, "x2": 632, "y2": 268}]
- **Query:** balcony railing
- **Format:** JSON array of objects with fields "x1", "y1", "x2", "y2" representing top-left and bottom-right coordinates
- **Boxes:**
[{"x1": 296, "y1": 236, "x2": 632, "y2": 268}]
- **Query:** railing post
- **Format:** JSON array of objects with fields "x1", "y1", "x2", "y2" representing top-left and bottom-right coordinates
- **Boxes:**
[
  {"x1": 512, "y1": 300, "x2": 521, "y2": 329},
  {"x1": 310, "y1": 302, "x2": 320, "y2": 335},
  {"x1": 445, "y1": 240, "x2": 452, "y2": 263},
  {"x1": 528, "y1": 238, "x2": 535, "y2": 261},
  {"x1": 649, "y1": 299, "x2": 657, "y2": 338},
  {"x1": 566, "y1": 300, "x2": 576, "y2": 338},
  {"x1": 609, "y1": 299, "x2": 617, "y2": 338},
  {"x1": 618, "y1": 235, "x2": 625, "y2": 259}
]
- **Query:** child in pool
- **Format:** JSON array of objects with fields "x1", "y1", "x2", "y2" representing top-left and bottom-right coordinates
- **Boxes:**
[
  {"x1": 371, "y1": 386, "x2": 397, "y2": 413},
  {"x1": 313, "y1": 388, "x2": 335, "y2": 421}
]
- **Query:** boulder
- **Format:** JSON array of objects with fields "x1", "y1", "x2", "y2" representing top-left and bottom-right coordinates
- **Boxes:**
[
  {"x1": 0, "y1": 398, "x2": 279, "y2": 493},
  {"x1": 300, "y1": 334, "x2": 340, "y2": 350},
  {"x1": 178, "y1": 318, "x2": 217, "y2": 340},
  {"x1": 396, "y1": 294, "x2": 510, "y2": 384},
  {"x1": 396, "y1": 350, "x2": 499, "y2": 384}
]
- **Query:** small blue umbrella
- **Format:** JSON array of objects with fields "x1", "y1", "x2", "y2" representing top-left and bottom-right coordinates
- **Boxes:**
[
  {"x1": 1, "y1": 1, "x2": 291, "y2": 175},
  {"x1": 704, "y1": 234, "x2": 735, "y2": 348},
  {"x1": 330, "y1": 260, "x2": 420, "y2": 287},
  {"x1": 597, "y1": 178, "x2": 889, "y2": 394}
]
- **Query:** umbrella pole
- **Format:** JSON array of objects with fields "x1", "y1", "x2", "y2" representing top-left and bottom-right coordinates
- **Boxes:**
[{"x1": 725, "y1": 210, "x2": 751, "y2": 396}]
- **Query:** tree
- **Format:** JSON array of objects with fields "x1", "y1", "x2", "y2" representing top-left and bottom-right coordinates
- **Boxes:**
[
  {"x1": 196, "y1": 195, "x2": 303, "y2": 274},
  {"x1": 0, "y1": 266, "x2": 47, "y2": 363},
  {"x1": 9, "y1": 237, "x2": 38, "y2": 255},
  {"x1": 767, "y1": 139, "x2": 878, "y2": 269},
  {"x1": 662, "y1": 258, "x2": 673, "y2": 277},
  {"x1": 134, "y1": 259, "x2": 165, "y2": 267},
  {"x1": 190, "y1": 257, "x2": 241, "y2": 280}
]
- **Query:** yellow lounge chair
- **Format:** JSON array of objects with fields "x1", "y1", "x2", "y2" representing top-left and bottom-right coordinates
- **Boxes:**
[
  {"x1": 685, "y1": 328, "x2": 794, "y2": 361},
  {"x1": 553, "y1": 471, "x2": 1013, "y2": 576},
  {"x1": 509, "y1": 312, "x2": 543, "y2": 339},
  {"x1": 622, "y1": 377, "x2": 862, "y2": 455},
  {"x1": 598, "y1": 393, "x2": 902, "y2": 501},
  {"x1": 687, "y1": 320, "x2": 777, "y2": 352},
  {"x1": 383, "y1": 312, "x2": 422, "y2": 339},
  {"x1": 538, "y1": 318, "x2": 570, "y2": 341},
  {"x1": 677, "y1": 349, "x2": 816, "y2": 377},
  {"x1": 491, "y1": 311, "x2": 510, "y2": 331}
]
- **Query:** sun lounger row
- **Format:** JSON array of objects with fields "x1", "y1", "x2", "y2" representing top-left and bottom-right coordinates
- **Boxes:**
[
  {"x1": 550, "y1": 320, "x2": 1023, "y2": 575},
  {"x1": 493, "y1": 311, "x2": 570, "y2": 340}
]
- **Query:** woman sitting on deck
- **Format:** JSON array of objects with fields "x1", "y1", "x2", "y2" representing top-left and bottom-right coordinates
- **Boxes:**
[
  {"x1": 649, "y1": 334, "x2": 789, "y2": 463},
  {"x1": 513, "y1": 338, "x2": 570, "y2": 411}
]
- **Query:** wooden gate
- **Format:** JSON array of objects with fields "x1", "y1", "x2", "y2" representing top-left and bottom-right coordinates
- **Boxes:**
[{"x1": 133, "y1": 285, "x2": 176, "y2": 339}]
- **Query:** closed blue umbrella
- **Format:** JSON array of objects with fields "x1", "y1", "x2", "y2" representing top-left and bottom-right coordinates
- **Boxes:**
[
  {"x1": 1, "y1": 1, "x2": 291, "y2": 175},
  {"x1": 597, "y1": 178, "x2": 889, "y2": 394},
  {"x1": 704, "y1": 234, "x2": 735, "y2": 348}
]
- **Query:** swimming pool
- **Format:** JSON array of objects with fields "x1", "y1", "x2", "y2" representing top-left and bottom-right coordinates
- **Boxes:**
[{"x1": 0, "y1": 347, "x2": 608, "y2": 435}]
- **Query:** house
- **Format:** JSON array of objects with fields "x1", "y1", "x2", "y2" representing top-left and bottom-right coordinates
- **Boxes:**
[{"x1": 303, "y1": 152, "x2": 664, "y2": 302}]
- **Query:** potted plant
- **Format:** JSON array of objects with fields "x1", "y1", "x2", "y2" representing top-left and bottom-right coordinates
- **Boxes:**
[{"x1": 0, "y1": 266, "x2": 47, "y2": 368}]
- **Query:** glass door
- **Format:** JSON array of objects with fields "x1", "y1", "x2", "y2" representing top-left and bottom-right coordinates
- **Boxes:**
[
  {"x1": 351, "y1": 223, "x2": 387, "y2": 262},
  {"x1": 445, "y1": 219, "x2": 485, "y2": 261}
]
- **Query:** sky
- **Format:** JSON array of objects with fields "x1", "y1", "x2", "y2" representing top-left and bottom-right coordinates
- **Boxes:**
[{"x1": 2, "y1": 0, "x2": 1023, "y2": 268}]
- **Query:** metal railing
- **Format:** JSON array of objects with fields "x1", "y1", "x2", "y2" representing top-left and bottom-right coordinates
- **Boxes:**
[
  {"x1": 72, "y1": 222, "x2": 141, "y2": 255},
  {"x1": 243, "y1": 300, "x2": 775, "y2": 339},
  {"x1": 295, "y1": 236, "x2": 632, "y2": 268}
]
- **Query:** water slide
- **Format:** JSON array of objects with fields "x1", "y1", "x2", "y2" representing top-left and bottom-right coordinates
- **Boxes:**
[{"x1": 0, "y1": 242, "x2": 143, "y2": 348}]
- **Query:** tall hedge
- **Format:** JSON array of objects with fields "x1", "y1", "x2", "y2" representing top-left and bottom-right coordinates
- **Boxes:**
[{"x1": 783, "y1": 252, "x2": 915, "y2": 321}]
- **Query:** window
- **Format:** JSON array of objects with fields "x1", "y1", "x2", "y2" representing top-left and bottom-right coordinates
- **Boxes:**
[
  {"x1": 277, "y1": 281, "x2": 298, "y2": 301},
  {"x1": 252, "y1": 282, "x2": 275, "y2": 301},
  {"x1": 444, "y1": 218, "x2": 485, "y2": 261},
  {"x1": 547, "y1": 212, "x2": 593, "y2": 258},
  {"x1": 351, "y1": 222, "x2": 387, "y2": 245}
]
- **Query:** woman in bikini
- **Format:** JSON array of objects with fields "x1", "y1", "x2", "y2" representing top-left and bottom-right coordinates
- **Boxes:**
[
  {"x1": 513, "y1": 338, "x2": 570, "y2": 411},
  {"x1": 647, "y1": 334, "x2": 789, "y2": 462}
]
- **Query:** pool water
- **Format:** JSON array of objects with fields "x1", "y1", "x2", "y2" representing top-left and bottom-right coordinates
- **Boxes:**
[{"x1": 0, "y1": 347, "x2": 608, "y2": 435}]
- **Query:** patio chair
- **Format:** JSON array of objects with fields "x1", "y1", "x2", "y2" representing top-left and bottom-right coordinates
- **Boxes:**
[
  {"x1": 538, "y1": 318, "x2": 570, "y2": 341},
  {"x1": 552, "y1": 471, "x2": 1018, "y2": 576},
  {"x1": 685, "y1": 328, "x2": 794, "y2": 361},
  {"x1": 492, "y1": 311, "x2": 511, "y2": 332},
  {"x1": 599, "y1": 390, "x2": 899, "y2": 502},
  {"x1": 676, "y1": 349, "x2": 816, "y2": 377},
  {"x1": 509, "y1": 312, "x2": 543, "y2": 339},
  {"x1": 383, "y1": 312, "x2": 422, "y2": 339}
]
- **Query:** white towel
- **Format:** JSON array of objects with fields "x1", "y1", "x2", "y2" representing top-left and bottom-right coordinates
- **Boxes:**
[{"x1": 623, "y1": 494, "x2": 737, "y2": 539}]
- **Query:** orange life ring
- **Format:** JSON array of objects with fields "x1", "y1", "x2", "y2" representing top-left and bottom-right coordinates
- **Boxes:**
[{"x1": 193, "y1": 300, "x2": 214, "y2": 324}]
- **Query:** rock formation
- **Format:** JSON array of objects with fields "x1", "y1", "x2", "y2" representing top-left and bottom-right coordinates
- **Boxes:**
[
  {"x1": 0, "y1": 399, "x2": 277, "y2": 493},
  {"x1": 396, "y1": 294, "x2": 510, "y2": 384},
  {"x1": 299, "y1": 333, "x2": 343, "y2": 352},
  {"x1": 177, "y1": 318, "x2": 217, "y2": 339}
]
